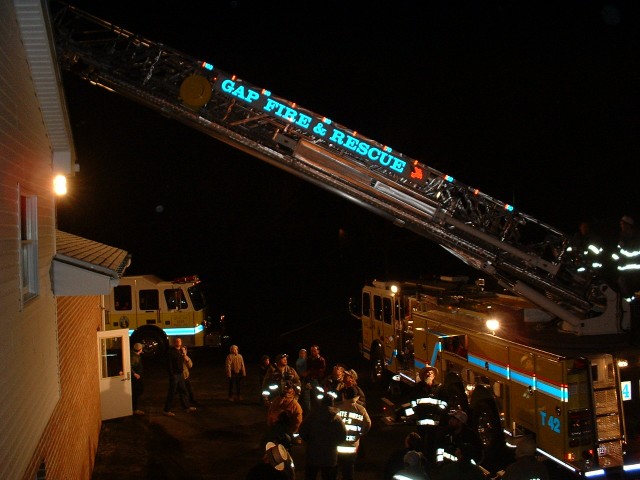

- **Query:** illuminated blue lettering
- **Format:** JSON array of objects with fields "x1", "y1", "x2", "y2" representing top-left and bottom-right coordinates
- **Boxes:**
[
  {"x1": 329, "y1": 129, "x2": 346, "y2": 144},
  {"x1": 296, "y1": 113, "x2": 312, "y2": 128},
  {"x1": 313, "y1": 122, "x2": 327, "y2": 136},
  {"x1": 262, "y1": 99, "x2": 311, "y2": 128},
  {"x1": 219, "y1": 79, "x2": 260, "y2": 103},
  {"x1": 281, "y1": 106, "x2": 298, "y2": 122},
  {"x1": 378, "y1": 150, "x2": 392, "y2": 167},
  {"x1": 220, "y1": 79, "x2": 235, "y2": 93},
  {"x1": 343, "y1": 136, "x2": 359, "y2": 151},
  {"x1": 390, "y1": 157, "x2": 407, "y2": 173},
  {"x1": 356, "y1": 142, "x2": 369, "y2": 156},
  {"x1": 263, "y1": 98, "x2": 285, "y2": 115}
]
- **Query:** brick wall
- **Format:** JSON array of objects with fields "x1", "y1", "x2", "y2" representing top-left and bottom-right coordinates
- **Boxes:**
[{"x1": 21, "y1": 295, "x2": 103, "y2": 480}]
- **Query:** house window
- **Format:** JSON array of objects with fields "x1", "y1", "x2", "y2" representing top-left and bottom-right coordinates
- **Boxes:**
[{"x1": 20, "y1": 193, "x2": 39, "y2": 302}]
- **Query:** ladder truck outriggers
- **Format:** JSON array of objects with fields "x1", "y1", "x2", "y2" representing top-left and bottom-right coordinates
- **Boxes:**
[{"x1": 50, "y1": 3, "x2": 639, "y2": 477}]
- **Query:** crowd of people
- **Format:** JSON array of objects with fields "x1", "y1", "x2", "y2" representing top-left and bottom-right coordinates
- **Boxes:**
[
  {"x1": 252, "y1": 345, "x2": 552, "y2": 479},
  {"x1": 257, "y1": 344, "x2": 373, "y2": 480},
  {"x1": 130, "y1": 338, "x2": 555, "y2": 479}
]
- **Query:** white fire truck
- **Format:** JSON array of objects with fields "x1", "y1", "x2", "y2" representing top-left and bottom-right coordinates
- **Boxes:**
[
  {"x1": 51, "y1": 4, "x2": 639, "y2": 476},
  {"x1": 103, "y1": 274, "x2": 225, "y2": 356}
]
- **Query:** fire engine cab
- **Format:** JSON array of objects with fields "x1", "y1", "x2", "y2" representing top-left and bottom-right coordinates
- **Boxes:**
[{"x1": 103, "y1": 274, "x2": 225, "y2": 356}]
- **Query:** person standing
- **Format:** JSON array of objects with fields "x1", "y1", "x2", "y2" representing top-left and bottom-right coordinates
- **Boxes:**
[
  {"x1": 335, "y1": 386, "x2": 372, "y2": 480},
  {"x1": 263, "y1": 354, "x2": 301, "y2": 406},
  {"x1": 431, "y1": 442, "x2": 484, "y2": 480},
  {"x1": 298, "y1": 394, "x2": 347, "y2": 480},
  {"x1": 341, "y1": 369, "x2": 365, "y2": 406},
  {"x1": 612, "y1": 215, "x2": 640, "y2": 301},
  {"x1": 296, "y1": 349, "x2": 310, "y2": 415},
  {"x1": 323, "y1": 363, "x2": 346, "y2": 400},
  {"x1": 500, "y1": 436, "x2": 550, "y2": 480},
  {"x1": 392, "y1": 450, "x2": 430, "y2": 480},
  {"x1": 383, "y1": 432, "x2": 424, "y2": 480},
  {"x1": 226, "y1": 344, "x2": 247, "y2": 402},
  {"x1": 432, "y1": 410, "x2": 483, "y2": 470},
  {"x1": 131, "y1": 342, "x2": 145, "y2": 415},
  {"x1": 304, "y1": 345, "x2": 327, "y2": 410},
  {"x1": 259, "y1": 355, "x2": 274, "y2": 402},
  {"x1": 182, "y1": 345, "x2": 198, "y2": 406},
  {"x1": 267, "y1": 383, "x2": 304, "y2": 444},
  {"x1": 163, "y1": 337, "x2": 196, "y2": 416},
  {"x1": 245, "y1": 442, "x2": 296, "y2": 480},
  {"x1": 414, "y1": 365, "x2": 446, "y2": 463}
]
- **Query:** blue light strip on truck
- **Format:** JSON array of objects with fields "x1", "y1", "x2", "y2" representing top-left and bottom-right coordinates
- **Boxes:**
[
  {"x1": 467, "y1": 353, "x2": 565, "y2": 402},
  {"x1": 128, "y1": 324, "x2": 204, "y2": 337}
]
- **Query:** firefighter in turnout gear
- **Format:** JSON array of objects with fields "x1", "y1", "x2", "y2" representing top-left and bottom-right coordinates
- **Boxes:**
[
  {"x1": 433, "y1": 410, "x2": 483, "y2": 471},
  {"x1": 336, "y1": 386, "x2": 372, "y2": 480},
  {"x1": 611, "y1": 215, "x2": 640, "y2": 302},
  {"x1": 262, "y1": 354, "x2": 301, "y2": 406},
  {"x1": 414, "y1": 365, "x2": 448, "y2": 464}
]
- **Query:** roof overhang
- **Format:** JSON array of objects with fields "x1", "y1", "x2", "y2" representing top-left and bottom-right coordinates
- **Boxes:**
[{"x1": 52, "y1": 230, "x2": 131, "y2": 296}]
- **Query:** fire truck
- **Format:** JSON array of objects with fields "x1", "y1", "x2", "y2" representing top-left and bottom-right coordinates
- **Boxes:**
[
  {"x1": 50, "y1": 3, "x2": 639, "y2": 476},
  {"x1": 350, "y1": 275, "x2": 640, "y2": 477},
  {"x1": 103, "y1": 274, "x2": 225, "y2": 356}
]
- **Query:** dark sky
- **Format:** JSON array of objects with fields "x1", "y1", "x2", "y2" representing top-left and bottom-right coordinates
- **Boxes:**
[{"x1": 55, "y1": 1, "x2": 640, "y2": 333}]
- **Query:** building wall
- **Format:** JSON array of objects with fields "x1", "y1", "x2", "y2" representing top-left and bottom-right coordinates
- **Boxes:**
[
  {"x1": 21, "y1": 295, "x2": 103, "y2": 480},
  {"x1": 0, "y1": 0, "x2": 100, "y2": 480}
]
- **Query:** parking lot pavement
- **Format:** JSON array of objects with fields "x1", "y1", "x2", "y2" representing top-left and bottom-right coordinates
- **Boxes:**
[
  {"x1": 92, "y1": 344, "x2": 577, "y2": 480},
  {"x1": 91, "y1": 346, "x2": 410, "y2": 479}
]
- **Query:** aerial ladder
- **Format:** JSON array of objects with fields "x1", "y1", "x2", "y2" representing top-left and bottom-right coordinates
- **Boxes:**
[{"x1": 50, "y1": 2, "x2": 631, "y2": 337}]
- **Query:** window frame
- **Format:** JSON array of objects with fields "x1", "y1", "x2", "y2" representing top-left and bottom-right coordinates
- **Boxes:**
[{"x1": 20, "y1": 190, "x2": 39, "y2": 304}]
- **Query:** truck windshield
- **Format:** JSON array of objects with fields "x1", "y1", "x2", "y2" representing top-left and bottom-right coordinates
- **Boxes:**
[{"x1": 188, "y1": 284, "x2": 208, "y2": 311}]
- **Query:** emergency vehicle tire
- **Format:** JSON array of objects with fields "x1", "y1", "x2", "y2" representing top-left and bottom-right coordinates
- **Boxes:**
[
  {"x1": 131, "y1": 327, "x2": 168, "y2": 358},
  {"x1": 472, "y1": 400, "x2": 504, "y2": 456}
]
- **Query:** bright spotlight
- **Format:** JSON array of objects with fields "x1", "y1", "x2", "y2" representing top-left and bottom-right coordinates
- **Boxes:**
[
  {"x1": 53, "y1": 175, "x2": 67, "y2": 196},
  {"x1": 486, "y1": 319, "x2": 499, "y2": 335}
]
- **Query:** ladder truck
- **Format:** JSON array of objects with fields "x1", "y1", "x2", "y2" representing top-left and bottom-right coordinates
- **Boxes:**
[{"x1": 50, "y1": 3, "x2": 639, "y2": 477}]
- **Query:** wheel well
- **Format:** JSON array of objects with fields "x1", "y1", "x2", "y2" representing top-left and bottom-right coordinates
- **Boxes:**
[{"x1": 131, "y1": 326, "x2": 169, "y2": 358}]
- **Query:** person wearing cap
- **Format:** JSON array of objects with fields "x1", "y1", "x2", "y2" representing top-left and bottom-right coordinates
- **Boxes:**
[
  {"x1": 500, "y1": 436, "x2": 550, "y2": 480},
  {"x1": 244, "y1": 441, "x2": 295, "y2": 480},
  {"x1": 131, "y1": 342, "x2": 145, "y2": 415},
  {"x1": 432, "y1": 409, "x2": 483, "y2": 470},
  {"x1": 225, "y1": 344, "x2": 247, "y2": 402},
  {"x1": 323, "y1": 363, "x2": 346, "y2": 401},
  {"x1": 262, "y1": 353, "x2": 301, "y2": 407},
  {"x1": 335, "y1": 386, "x2": 372, "y2": 480},
  {"x1": 342, "y1": 368, "x2": 366, "y2": 407},
  {"x1": 435, "y1": 442, "x2": 485, "y2": 480},
  {"x1": 611, "y1": 215, "x2": 640, "y2": 302},
  {"x1": 391, "y1": 450, "x2": 430, "y2": 480},
  {"x1": 267, "y1": 383, "x2": 304, "y2": 444}
]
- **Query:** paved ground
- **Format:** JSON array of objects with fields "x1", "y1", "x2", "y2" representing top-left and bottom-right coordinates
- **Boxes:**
[
  {"x1": 90, "y1": 319, "x2": 598, "y2": 480},
  {"x1": 91, "y1": 341, "x2": 413, "y2": 480}
]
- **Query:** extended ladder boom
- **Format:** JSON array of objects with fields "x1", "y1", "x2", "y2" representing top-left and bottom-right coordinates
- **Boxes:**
[{"x1": 51, "y1": 3, "x2": 630, "y2": 335}]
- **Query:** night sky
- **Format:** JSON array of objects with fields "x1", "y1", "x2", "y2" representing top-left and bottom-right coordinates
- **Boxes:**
[{"x1": 55, "y1": 1, "x2": 640, "y2": 340}]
